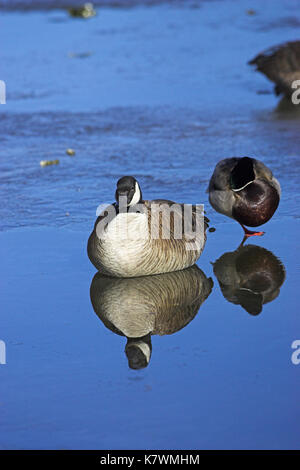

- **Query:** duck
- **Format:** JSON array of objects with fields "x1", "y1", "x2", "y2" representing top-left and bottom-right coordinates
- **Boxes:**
[
  {"x1": 68, "y1": 3, "x2": 96, "y2": 18},
  {"x1": 212, "y1": 244, "x2": 285, "y2": 315},
  {"x1": 90, "y1": 265, "x2": 213, "y2": 369},
  {"x1": 87, "y1": 176, "x2": 208, "y2": 277},
  {"x1": 248, "y1": 40, "x2": 300, "y2": 98},
  {"x1": 208, "y1": 157, "x2": 280, "y2": 237}
]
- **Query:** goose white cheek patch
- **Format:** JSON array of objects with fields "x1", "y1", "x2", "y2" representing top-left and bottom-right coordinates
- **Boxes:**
[{"x1": 129, "y1": 182, "x2": 141, "y2": 206}]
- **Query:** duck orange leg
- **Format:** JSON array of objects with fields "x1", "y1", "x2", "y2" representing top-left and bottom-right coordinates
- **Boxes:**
[{"x1": 239, "y1": 222, "x2": 264, "y2": 237}]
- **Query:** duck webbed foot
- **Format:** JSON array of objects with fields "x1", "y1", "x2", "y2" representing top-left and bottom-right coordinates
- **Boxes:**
[{"x1": 239, "y1": 223, "x2": 265, "y2": 238}]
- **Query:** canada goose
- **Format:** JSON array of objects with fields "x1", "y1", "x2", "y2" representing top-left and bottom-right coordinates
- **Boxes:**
[
  {"x1": 90, "y1": 265, "x2": 213, "y2": 369},
  {"x1": 208, "y1": 157, "x2": 280, "y2": 237},
  {"x1": 213, "y1": 245, "x2": 285, "y2": 315},
  {"x1": 249, "y1": 40, "x2": 300, "y2": 98},
  {"x1": 87, "y1": 176, "x2": 208, "y2": 277}
]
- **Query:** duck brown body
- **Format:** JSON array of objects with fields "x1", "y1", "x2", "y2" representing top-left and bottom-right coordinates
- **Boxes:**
[
  {"x1": 208, "y1": 157, "x2": 280, "y2": 232},
  {"x1": 232, "y1": 180, "x2": 280, "y2": 227}
]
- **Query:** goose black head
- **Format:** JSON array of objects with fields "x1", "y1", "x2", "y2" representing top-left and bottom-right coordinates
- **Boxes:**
[
  {"x1": 115, "y1": 176, "x2": 143, "y2": 207},
  {"x1": 230, "y1": 157, "x2": 255, "y2": 191}
]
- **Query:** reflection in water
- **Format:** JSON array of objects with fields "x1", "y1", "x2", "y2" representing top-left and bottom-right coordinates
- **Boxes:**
[
  {"x1": 275, "y1": 96, "x2": 300, "y2": 117},
  {"x1": 90, "y1": 266, "x2": 213, "y2": 369},
  {"x1": 213, "y1": 244, "x2": 286, "y2": 315}
]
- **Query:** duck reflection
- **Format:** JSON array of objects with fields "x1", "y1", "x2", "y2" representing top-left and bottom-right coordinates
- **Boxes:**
[
  {"x1": 90, "y1": 265, "x2": 213, "y2": 369},
  {"x1": 213, "y1": 244, "x2": 285, "y2": 315}
]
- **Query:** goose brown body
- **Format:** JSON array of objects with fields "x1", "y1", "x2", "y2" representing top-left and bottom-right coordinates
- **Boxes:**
[
  {"x1": 90, "y1": 265, "x2": 213, "y2": 338},
  {"x1": 249, "y1": 40, "x2": 300, "y2": 97},
  {"x1": 90, "y1": 265, "x2": 213, "y2": 368},
  {"x1": 88, "y1": 177, "x2": 208, "y2": 278}
]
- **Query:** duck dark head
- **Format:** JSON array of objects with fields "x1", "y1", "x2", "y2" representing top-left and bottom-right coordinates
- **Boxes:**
[
  {"x1": 115, "y1": 176, "x2": 143, "y2": 207},
  {"x1": 230, "y1": 157, "x2": 255, "y2": 191}
]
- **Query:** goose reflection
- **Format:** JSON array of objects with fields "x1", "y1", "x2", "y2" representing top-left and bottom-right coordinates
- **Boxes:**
[
  {"x1": 275, "y1": 96, "x2": 300, "y2": 116},
  {"x1": 213, "y1": 244, "x2": 285, "y2": 315},
  {"x1": 90, "y1": 265, "x2": 213, "y2": 369}
]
